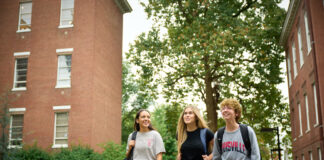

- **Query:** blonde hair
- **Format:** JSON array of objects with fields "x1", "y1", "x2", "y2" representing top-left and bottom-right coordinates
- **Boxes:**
[
  {"x1": 176, "y1": 105, "x2": 209, "y2": 154},
  {"x1": 220, "y1": 98, "x2": 242, "y2": 122}
]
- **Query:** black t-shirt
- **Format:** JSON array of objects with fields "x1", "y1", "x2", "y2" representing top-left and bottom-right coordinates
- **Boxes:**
[{"x1": 180, "y1": 128, "x2": 214, "y2": 160}]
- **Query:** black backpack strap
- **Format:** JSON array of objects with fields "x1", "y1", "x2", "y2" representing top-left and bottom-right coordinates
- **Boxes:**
[
  {"x1": 216, "y1": 127, "x2": 225, "y2": 154},
  {"x1": 239, "y1": 124, "x2": 251, "y2": 157},
  {"x1": 127, "y1": 131, "x2": 137, "y2": 159},
  {"x1": 131, "y1": 131, "x2": 137, "y2": 140}
]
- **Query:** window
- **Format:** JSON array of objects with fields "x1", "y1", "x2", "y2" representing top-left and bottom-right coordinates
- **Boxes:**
[
  {"x1": 56, "y1": 55, "x2": 72, "y2": 88},
  {"x1": 313, "y1": 84, "x2": 319, "y2": 126},
  {"x1": 9, "y1": 114, "x2": 24, "y2": 148},
  {"x1": 309, "y1": 151, "x2": 313, "y2": 160},
  {"x1": 305, "y1": 94, "x2": 310, "y2": 132},
  {"x1": 319, "y1": 148, "x2": 322, "y2": 160},
  {"x1": 287, "y1": 55, "x2": 292, "y2": 87},
  {"x1": 59, "y1": 0, "x2": 74, "y2": 28},
  {"x1": 292, "y1": 42, "x2": 298, "y2": 79},
  {"x1": 18, "y1": 2, "x2": 32, "y2": 32},
  {"x1": 13, "y1": 53, "x2": 29, "y2": 91},
  {"x1": 297, "y1": 27, "x2": 304, "y2": 67},
  {"x1": 53, "y1": 112, "x2": 69, "y2": 148},
  {"x1": 298, "y1": 103, "x2": 303, "y2": 136},
  {"x1": 304, "y1": 12, "x2": 312, "y2": 54}
]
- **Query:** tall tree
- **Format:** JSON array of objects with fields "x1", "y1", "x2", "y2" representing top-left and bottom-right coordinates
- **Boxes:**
[
  {"x1": 121, "y1": 62, "x2": 154, "y2": 143},
  {"x1": 126, "y1": 0, "x2": 289, "y2": 134}
]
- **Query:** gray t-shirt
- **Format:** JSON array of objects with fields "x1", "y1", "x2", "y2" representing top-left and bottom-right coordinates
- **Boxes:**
[
  {"x1": 212, "y1": 126, "x2": 260, "y2": 160},
  {"x1": 126, "y1": 130, "x2": 166, "y2": 160}
]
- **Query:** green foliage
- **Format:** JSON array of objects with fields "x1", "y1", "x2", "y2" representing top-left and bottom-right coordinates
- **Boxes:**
[
  {"x1": 0, "y1": 89, "x2": 17, "y2": 160},
  {"x1": 126, "y1": 0, "x2": 291, "y2": 156},
  {"x1": 151, "y1": 104, "x2": 182, "y2": 160},
  {"x1": 8, "y1": 144, "x2": 51, "y2": 160},
  {"x1": 52, "y1": 145, "x2": 100, "y2": 160},
  {"x1": 101, "y1": 142, "x2": 126, "y2": 160},
  {"x1": 6, "y1": 142, "x2": 127, "y2": 160},
  {"x1": 122, "y1": 62, "x2": 155, "y2": 143}
]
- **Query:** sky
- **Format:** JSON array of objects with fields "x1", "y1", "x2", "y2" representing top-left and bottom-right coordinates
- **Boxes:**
[{"x1": 122, "y1": 0, "x2": 291, "y2": 107}]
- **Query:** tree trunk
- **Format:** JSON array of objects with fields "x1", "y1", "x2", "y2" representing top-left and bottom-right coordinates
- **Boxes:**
[{"x1": 203, "y1": 58, "x2": 219, "y2": 132}]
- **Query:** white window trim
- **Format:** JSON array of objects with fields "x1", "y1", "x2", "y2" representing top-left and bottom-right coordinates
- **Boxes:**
[
  {"x1": 14, "y1": 52, "x2": 30, "y2": 57},
  {"x1": 58, "y1": 24, "x2": 74, "y2": 29},
  {"x1": 17, "y1": 2, "x2": 32, "y2": 33},
  {"x1": 319, "y1": 148, "x2": 322, "y2": 160},
  {"x1": 53, "y1": 105, "x2": 71, "y2": 110},
  {"x1": 56, "y1": 48, "x2": 73, "y2": 53},
  {"x1": 59, "y1": 0, "x2": 74, "y2": 29},
  {"x1": 304, "y1": 12, "x2": 312, "y2": 55},
  {"x1": 287, "y1": 55, "x2": 292, "y2": 87},
  {"x1": 298, "y1": 103, "x2": 303, "y2": 137},
  {"x1": 305, "y1": 94, "x2": 310, "y2": 132},
  {"x1": 52, "y1": 112, "x2": 69, "y2": 149},
  {"x1": 297, "y1": 27, "x2": 304, "y2": 67},
  {"x1": 309, "y1": 151, "x2": 313, "y2": 160},
  {"x1": 313, "y1": 84, "x2": 319, "y2": 127},
  {"x1": 9, "y1": 108, "x2": 26, "y2": 112},
  {"x1": 8, "y1": 114, "x2": 24, "y2": 149},
  {"x1": 292, "y1": 42, "x2": 298, "y2": 79},
  {"x1": 12, "y1": 55, "x2": 29, "y2": 91}
]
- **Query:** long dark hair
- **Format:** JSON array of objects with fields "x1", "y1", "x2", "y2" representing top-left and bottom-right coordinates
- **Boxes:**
[{"x1": 133, "y1": 109, "x2": 155, "y2": 131}]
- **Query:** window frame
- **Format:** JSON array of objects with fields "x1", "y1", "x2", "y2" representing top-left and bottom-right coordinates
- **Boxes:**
[
  {"x1": 313, "y1": 84, "x2": 319, "y2": 126},
  {"x1": 304, "y1": 11, "x2": 312, "y2": 54},
  {"x1": 292, "y1": 42, "x2": 298, "y2": 79},
  {"x1": 8, "y1": 108, "x2": 25, "y2": 149},
  {"x1": 297, "y1": 26, "x2": 304, "y2": 67},
  {"x1": 304, "y1": 94, "x2": 310, "y2": 132},
  {"x1": 53, "y1": 111, "x2": 69, "y2": 148},
  {"x1": 298, "y1": 102, "x2": 303, "y2": 137},
  {"x1": 287, "y1": 55, "x2": 292, "y2": 87},
  {"x1": 17, "y1": 1, "x2": 32, "y2": 33},
  {"x1": 12, "y1": 52, "x2": 30, "y2": 91},
  {"x1": 55, "y1": 48, "x2": 73, "y2": 88},
  {"x1": 59, "y1": 0, "x2": 75, "y2": 28}
]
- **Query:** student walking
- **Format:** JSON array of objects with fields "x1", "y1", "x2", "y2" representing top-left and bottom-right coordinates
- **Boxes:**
[
  {"x1": 212, "y1": 98, "x2": 261, "y2": 160},
  {"x1": 126, "y1": 109, "x2": 165, "y2": 160},
  {"x1": 177, "y1": 105, "x2": 214, "y2": 160}
]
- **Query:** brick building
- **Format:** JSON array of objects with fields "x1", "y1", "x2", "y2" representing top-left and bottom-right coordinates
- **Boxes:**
[
  {"x1": 0, "y1": 0, "x2": 131, "y2": 151},
  {"x1": 280, "y1": 0, "x2": 324, "y2": 159}
]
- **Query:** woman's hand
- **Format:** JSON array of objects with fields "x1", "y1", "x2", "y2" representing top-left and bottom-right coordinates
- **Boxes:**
[
  {"x1": 177, "y1": 153, "x2": 181, "y2": 160},
  {"x1": 128, "y1": 140, "x2": 135, "y2": 148},
  {"x1": 202, "y1": 154, "x2": 212, "y2": 160}
]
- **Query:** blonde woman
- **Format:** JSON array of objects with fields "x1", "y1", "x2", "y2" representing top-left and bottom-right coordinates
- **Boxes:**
[{"x1": 176, "y1": 105, "x2": 214, "y2": 160}]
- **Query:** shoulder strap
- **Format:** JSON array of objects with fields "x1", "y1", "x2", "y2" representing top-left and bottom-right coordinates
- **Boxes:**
[
  {"x1": 131, "y1": 131, "x2": 137, "y2": 140},
  {"x1": 216, "y1": 127, "x2": 225, "y2": 155},
  {"x1": 200, "y1": 128, "x2": 207, "y2": 155},
  {"x1": 127, "y1": 131, "x2": 137, "y2": 159},
  {"x1": 239, "y1": 124, "x2": 251, "y2": 157}
]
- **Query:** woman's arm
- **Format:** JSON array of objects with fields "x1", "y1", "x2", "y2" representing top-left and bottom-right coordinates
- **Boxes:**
[
  {"x1": 202, "y1": 139, "x2": 214, "y2": 160},
  {"x1": 156, "y1": 152, "x2": 163, "y2": 160},
  {"x1": 125, "y1": 140, "x2": 135, "y2": 157}
]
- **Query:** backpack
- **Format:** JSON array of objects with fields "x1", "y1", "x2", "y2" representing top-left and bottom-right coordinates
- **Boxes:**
[
  {"x1": 216, "y1": 124, "x2": 251, "y2": 157},
  {"x1": 124, "y1": 131, "x2": 137, "y2": 160},
  {"x1": 200, "y1": 128, "x2": 208, "y2": 155}
]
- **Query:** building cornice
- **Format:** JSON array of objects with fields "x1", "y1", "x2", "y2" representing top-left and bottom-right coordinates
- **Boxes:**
[
  {"x1": 114, "y1": 0, "x2": 132, "y2": 14},
  {"x1": 279, "y1": 0, "x2": 301, "y2": 46}
]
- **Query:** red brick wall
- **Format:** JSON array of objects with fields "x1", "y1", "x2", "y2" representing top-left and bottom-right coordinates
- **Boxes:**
[{"x1": 0, "y1": 0, "x2": 122, "y2": 151}]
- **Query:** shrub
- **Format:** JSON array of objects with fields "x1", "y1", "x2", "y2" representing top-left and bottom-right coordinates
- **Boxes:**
[
  {"x1": 53, "y1": 145, "x2": 101, "y2": 160},
  {"x1": 101, "y1": 142, "x2": 126, "y2": 160},
  {"x1": 8, "y1": 144, "x2": 51, "y2": 160}
]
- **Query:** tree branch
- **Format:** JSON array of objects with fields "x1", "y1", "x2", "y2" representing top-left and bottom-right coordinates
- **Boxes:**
[{"x1": 232, "y1": 0, "x2": 257, "y2": 17}]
